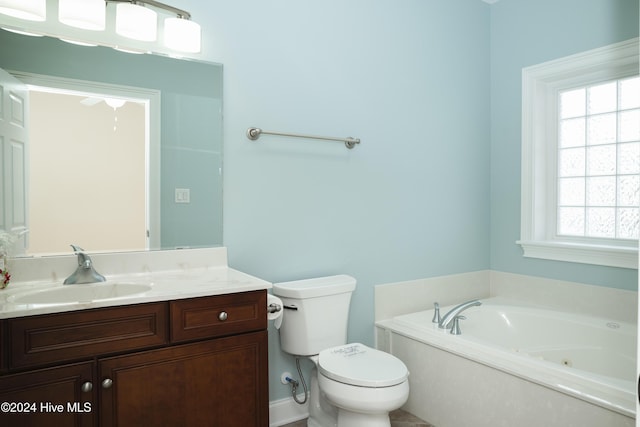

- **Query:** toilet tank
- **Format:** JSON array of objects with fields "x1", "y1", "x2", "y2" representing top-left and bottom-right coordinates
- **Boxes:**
[{"x1": 273, "y1": 275, "x2": 356, "y2": 356}]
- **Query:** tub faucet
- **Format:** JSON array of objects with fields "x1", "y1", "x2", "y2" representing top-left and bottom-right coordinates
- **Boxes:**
[
  {"x1": 438, "y1": 299, "x2": 482, "y2": 330},
  {"x1": 63, "y1": 245, "x2": 106, "y2": 285}
]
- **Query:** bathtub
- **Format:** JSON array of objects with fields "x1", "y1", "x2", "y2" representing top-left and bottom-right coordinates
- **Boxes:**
[{"x1": 375, "y1": 297, "x2": 636, "y2": 427}]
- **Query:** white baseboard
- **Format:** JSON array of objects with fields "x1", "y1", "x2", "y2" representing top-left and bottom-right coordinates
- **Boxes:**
[{"x1": 269, "y1": 395, "x2": 309, "y2": 427}]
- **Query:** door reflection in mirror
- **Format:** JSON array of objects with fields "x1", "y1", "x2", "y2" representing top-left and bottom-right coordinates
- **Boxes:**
[{"x1": 29, "y1": 88, "x2": 148, "y2": 254}]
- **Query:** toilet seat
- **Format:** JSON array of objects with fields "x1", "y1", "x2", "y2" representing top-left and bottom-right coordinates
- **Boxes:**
[{"x1": 318, "y1": 343, "x2": 408, "y2": 388}]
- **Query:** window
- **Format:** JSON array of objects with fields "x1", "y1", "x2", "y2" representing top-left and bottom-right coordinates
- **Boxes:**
[
  {"x1": 558, "y1": 77, "x2": 640, "y2": 239},
  {"x1": 519, "y1": 38, "x2": 639, "y2": 269}
]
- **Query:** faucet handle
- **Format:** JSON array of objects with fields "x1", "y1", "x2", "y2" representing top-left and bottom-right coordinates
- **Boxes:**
[
  {"x1": 70, "y1": 244, "x2": 91, "y2": 267},
  {"x1": 70, "y1": 244, "x2": 85, "y2": 253},
  {"x1": 432, "y1": 302, "x2": 441, "y2": 324},
  {"x1": 450, "y1": 315, "x2": 466, "y2": 335},
  {"x1": 64, "y1": 244, "x2": 106, "y2": 284}
]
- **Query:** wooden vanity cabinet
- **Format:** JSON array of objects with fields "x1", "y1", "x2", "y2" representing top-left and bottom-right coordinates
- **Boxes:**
[
  {"x1": 0, "y1": 290, "x2": 269, "y2": 427},
  {"x1": 0, "y1": 361, "x2": 95, "y2": 427},
  {"x1": 100, "y1": 331, "x2": 268, "y2": 426}
]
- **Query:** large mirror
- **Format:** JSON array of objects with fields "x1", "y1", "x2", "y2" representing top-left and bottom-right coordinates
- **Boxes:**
[{"x1": 0, "y1": 28, "x2": 223, "y2": 256}]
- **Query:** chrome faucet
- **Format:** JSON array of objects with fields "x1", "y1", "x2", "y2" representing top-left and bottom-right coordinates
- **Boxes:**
[
  {"x1": 63, "y1": 245, "x2": 106, "y2": 284},
  {"x1": 438, "y1": 299, "x2": 482, "y2": 330}
]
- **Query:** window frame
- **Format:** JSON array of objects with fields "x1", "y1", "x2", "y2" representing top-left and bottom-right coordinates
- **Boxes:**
[{"x1": 518, "y1": 38, "x2": 639, "y2": 269}]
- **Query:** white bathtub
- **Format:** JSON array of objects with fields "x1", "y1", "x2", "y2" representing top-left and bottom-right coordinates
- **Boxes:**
[{"x1": 376, "y1": 297, "x2": 637, "y2": 427}]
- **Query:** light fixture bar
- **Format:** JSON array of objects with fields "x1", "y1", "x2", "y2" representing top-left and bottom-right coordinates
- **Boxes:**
[{"x1": 107, "y1": 0, "x2": 191, "y2": 19}]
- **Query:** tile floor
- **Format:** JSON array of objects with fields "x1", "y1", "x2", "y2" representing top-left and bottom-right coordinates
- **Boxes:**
[{"x1": 282, "y1": 409, "x2": 433, "y2": 427}]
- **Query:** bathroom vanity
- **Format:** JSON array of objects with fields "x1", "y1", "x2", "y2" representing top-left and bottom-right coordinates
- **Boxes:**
[{"x1": 0, "y1": 248, "x2": 271, "y2": 427}]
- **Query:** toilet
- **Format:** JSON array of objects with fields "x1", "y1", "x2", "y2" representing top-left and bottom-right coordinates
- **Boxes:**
[{"x1": 273, "y1": 275, "x2": 409, "y2": 427}]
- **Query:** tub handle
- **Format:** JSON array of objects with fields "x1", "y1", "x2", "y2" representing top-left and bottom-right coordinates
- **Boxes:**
[
  {"x1": 432, "y1": 302, "x2": 441, "y2": 324},
  {"x1": 450, "y1": 315, "x2": 466, "y2": 335}
]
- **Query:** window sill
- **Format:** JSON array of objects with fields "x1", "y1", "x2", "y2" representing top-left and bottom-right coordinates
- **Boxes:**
[{"x1": 517, "y1": 240, "x2": 638, "y2": 269}]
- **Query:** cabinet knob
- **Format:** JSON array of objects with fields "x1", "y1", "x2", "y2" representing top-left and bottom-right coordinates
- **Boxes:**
[
  {"x1": 81, "y1": 381, "x2": 93, "y2": 393},
  {"x1": 101, "y1": 378, "x2": 113, "y2": 389},
  {"x1": 218, "y1": 311, "x2": 228, "y2": 321}
]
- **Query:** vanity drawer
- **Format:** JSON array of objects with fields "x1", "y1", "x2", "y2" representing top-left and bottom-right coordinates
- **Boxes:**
[
  {"x1": 8, "y1": 302, "x2": 168, "y2": 370},
  {"x1": 170, "y1": 290, "x2": 266, "y2": 342}
]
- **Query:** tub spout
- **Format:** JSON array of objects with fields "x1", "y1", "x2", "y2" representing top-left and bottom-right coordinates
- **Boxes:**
[{"x1": 438, "y1": 299, "x2": 482, "y2": 330}]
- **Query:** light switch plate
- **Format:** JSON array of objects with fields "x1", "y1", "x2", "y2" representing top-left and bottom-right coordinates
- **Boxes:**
[{"x1": 175, "y1": 188, "x2": 190, "y2": 204}]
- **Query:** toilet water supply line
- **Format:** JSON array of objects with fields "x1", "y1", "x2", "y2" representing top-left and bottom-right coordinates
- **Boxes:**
[{"x1": 284, "y1": 358, "x2": 308, "y2": 404}]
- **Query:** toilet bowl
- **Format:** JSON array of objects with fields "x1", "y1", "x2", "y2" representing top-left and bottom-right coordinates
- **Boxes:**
[
  {"x1": 273, "y1": 275, "x2": 410, "y2": 427},
  {"x1": 316, "y1": 343, "x2": 409, "y2": 427}
]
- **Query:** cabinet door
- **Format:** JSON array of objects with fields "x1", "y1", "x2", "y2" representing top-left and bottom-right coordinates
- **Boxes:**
[
  {"x1": 0, "y1": 361, "x2": 95, "y2": 427},
  {"x1": 99, "y1": 331, "x2": 268, "y2": 427}
]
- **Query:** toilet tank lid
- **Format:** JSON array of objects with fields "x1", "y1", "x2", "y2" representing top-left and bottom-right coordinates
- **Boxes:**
[{"x1": 273, "y1": 275, "x2": 356, "y2": 299}]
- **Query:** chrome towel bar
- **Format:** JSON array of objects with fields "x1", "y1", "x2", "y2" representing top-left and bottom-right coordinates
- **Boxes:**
[{"x1": 246, "y1": 127, "x2": 360, "y2": 149}]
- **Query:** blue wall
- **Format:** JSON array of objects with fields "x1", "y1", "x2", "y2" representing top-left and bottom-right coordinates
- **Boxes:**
[
  {"x1": 191, "y1": 0, "x2": 638, "y2": 400},
  {"x1": 196, "y1": 0, "x2": 492, "y2": 401},
  {"x1": 220, "y1": 0, "x2": 490, "y2": 326},
  {"x1": 490, "y1": 0, "x2": 639, "y2": 291}
]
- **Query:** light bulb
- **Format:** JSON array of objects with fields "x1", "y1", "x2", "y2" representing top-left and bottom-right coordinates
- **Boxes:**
[
  {"x1": 0, "y1": 0, "x2": 46, "y2": 21},
  {"x1": 59, "y1": 0, "x2": 105, "y2": 31},
  {"x1": 164, "y1": 17, "x2": 201, "y2": 53},
  {"x1": 116, "y1": 3, "x2": 157, "y2": 42}
]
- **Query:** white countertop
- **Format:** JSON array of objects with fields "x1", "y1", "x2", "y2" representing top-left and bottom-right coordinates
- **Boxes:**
[
  {"x1": 0, "y1": 267, "x2": 271, "y2": 319},
  {"x1": 0, "y1": 247, "x2": 272, "y2": 319}
]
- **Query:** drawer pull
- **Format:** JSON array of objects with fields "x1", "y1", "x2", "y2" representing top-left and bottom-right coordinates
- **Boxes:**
[
  {"x1": 218, "y1": 311, "x2": 228, "y2": 321},
  {"x1": 101, "y1": 378, "x2": 113, "y2": 389},
  {"x1": 81, "y1": 381, "x2": 93, "y2": 393}
]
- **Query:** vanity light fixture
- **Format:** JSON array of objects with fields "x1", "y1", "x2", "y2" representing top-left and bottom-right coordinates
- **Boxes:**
[
  {"x1": 112, "y1": 0, "x2": 201, "y2": 52},
  {"x1": 0, "y1": 26, "x2": 43, "y2": 36},
  {"x1": 115, "y1": 1, "x2": 157, "y2": 42},
  {"x1": 59, "y1": 38, "x2": 98, "y2": 47},
  {"x1": 0, "y1": 0, "x2": 46, "y2": 21},
  {"x1": 0, "y1": 0, "x2": 202, "y2": 54},
  {"x1": 59, "y1": 0, "x2": 106, "y2": 31},
  {"x1": 164, "y1": 16, "x2": 201, "y2": 53}
]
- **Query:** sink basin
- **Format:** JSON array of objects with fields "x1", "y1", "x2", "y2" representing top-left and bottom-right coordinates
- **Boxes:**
[{"x1": 9, "y1": 283, "x2": 152, "y2": 305}]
